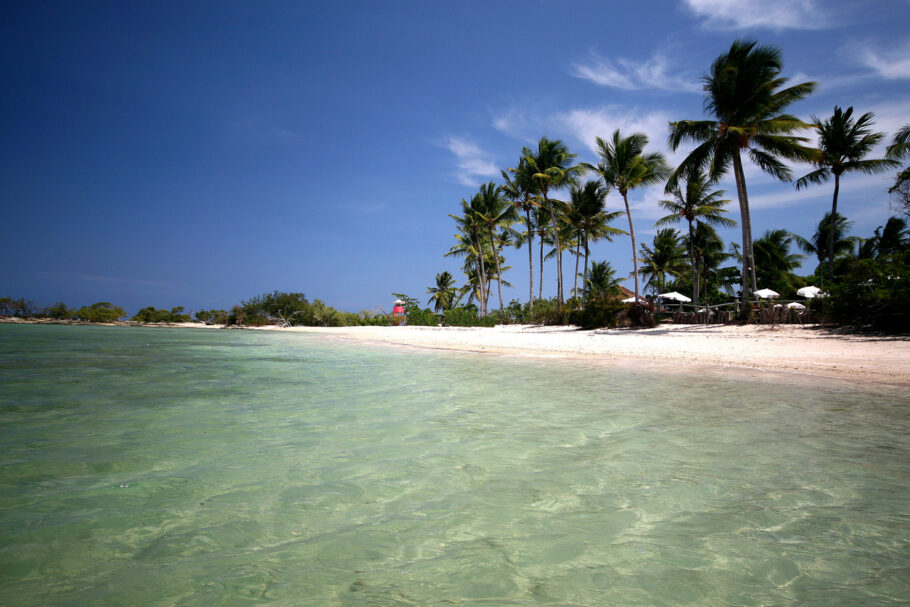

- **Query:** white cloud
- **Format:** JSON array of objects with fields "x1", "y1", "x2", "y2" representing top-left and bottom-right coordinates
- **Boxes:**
[
  {"x1": 682, "y1": 0, "x2": 829, "y2": 30},
  {"x1": 441, "y1": 136, "x2": 499, "y2": 187},
  {"x1": 559, "y1": 106, "x2": 682, "y2": 166},
  {"x1": 571, "y1": 51, "x2": 701, "y2": 93},
  {"x1": 854, "y1": 40, "x2": 910, "y2": 79}
]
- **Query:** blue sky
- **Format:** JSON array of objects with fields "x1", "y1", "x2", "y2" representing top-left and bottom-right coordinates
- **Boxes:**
[{"x1": 3, "y1": 1, "x2": 909, "y2": 314}]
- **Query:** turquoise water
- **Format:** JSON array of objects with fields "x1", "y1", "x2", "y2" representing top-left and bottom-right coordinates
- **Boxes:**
[{"x1": 0, "y1": 324, "x2": 908, "y2": 606}]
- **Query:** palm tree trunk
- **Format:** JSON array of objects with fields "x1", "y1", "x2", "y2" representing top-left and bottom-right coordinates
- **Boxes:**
[
  {"x1": 688, "y1": 218, "x2": 697, "y2": 305},
  {"x1": 488, "y1": 226, "x2": 505, "y2": 312},
  {"x1": 538, "y1": 235, "x2": 544, "y2": 301},
  {"x1": 583, "y1": 233, "x2": 590, "y2": 291},
  {"x1": 623, "y1": 192, "x2": 640, "y2": 301},
  {"x1": 827, "y1": 173, "x2": 840, "y2": 284},
  {"x1": 544, "y1": 191, "x2": 564, "y2": 305},
  {"x1": 732, "y1": 151, "x2": 755, "y2": 317},
  {"x1": 573, "y1": 239, "x2": 581, "y2": 300},
  {"x1": 525, "y1": 208, "x2": 535, "y2": 308},
  {"x1": 475, "y1": 233, "x2": 488, "y2": 317}
]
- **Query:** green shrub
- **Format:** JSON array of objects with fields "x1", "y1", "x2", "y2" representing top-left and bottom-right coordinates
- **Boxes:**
[
  {"x1": 526, "y1": 298, "x2": 570, "y2": 326},
  {"x1": 132, "y1": 306, "x2": 191, "y2": 323},
  {"x1": 195, "y1": 309, "x2": 229, "y2": 324},
  {"x1": 43, "y1": 301, "x2": 76, "y2": 320},
  {"x1": 569, "y1": 297, "x2": 625, "y2": 329},
  {"x1": 443, "y1": 306, "x2": 480, "y2": 327},
  {"x1": 75, "y1": 302, "x2": 126, "y2": 323},
  {"x1": 821, "y1": 253, "x2": 909, "y2": 332}
]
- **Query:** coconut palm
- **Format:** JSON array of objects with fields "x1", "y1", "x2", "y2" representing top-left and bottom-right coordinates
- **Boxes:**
[
  {"x1": 870, "y1": 216, "x2": 909, "y2": 259},
  {"x1": 792, "y1": 212, "x2": 855, "y2": 286},
  {"x1": 447, "y1": 199, "x2": 489, "y2": 316},
  {"x1": 887, "y1": 125, "x2": 910, "y2": 210},
  {"x1": 639, "y1": 228, "x2": 689, "y2": 296},
  {"x1": 668, "y1": 40, "x2": 816, "y2": 316},
  {"x1": 584, "y1": 260, "x2": 622, "y2": 301},
  {"x1": 426, "y1": 271, "x2": 459, "y2": 313},
  {"x1": 887, "y1": 124, "x2": 910, "y2": 159},
  {"x1": 795, "y1": 106, "x2": 899, "y2": 282},
  {"x1": 584, "y1": 130, "x2": 671, "y2": 302},
  {"x1": 501, "y1": 159, "x2": 541, "y2": 308},
  {"x1": 657, "y1": 169, "x2": 735, "y2": 304},
  {"x1": 752, "y1": 229, "x2": 805, "y2": 296},
  {"x1": 473, "y1": 181, "x2": 517, "y2": 312},
  {"x1": 685, "y1": 223, "x2": 733, "y2": 302},
  {"x1": 522, "y1": 137, "x2": 583, "y2": 306},
  {"x1": 567, "y1": 180, "x2": 625, "y2": 296}
]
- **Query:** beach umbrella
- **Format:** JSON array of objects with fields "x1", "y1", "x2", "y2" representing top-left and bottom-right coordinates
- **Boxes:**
[
  {"x1": 753, "y1": 288, "x2": 780, "y2": 299},
  {"x1": 658, "y1": 291, "x2": 692, "y2": 302},
  {"x1": 796, "y1": 285, "x2": 822, "y2": 299},
  {"x1": 787, "y1": 302, "x2": 806, "y2": 310},
  {"x1": 621, "y1": 296, "x2": 647, "y2": 303}
]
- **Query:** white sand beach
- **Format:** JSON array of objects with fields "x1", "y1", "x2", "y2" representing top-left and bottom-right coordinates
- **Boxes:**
[{"x1": 259, "y1": 324, "x2": 910, "y2": 387}]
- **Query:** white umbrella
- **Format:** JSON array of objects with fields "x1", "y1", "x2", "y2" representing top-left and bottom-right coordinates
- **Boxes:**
[
  {"x1": 753, "y1": 288, "x2": 780, "y2": 299},
  {"x1": 787, "y1": 302, "x2": 806, "y2": 310},
  {"x1": 796, "y1": 285, "x2": 822, "y2": 298},
  {"x1": 658, "y1": 291, "x2": 692, "y2": 302},
  {"x1": 621, "y1": 296, "x2": 646, "y2": 303}
]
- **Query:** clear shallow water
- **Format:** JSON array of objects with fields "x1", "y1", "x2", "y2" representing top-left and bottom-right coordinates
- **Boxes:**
[{"x1": 0, "y1": 324, "x2": 908, "y2": 606}]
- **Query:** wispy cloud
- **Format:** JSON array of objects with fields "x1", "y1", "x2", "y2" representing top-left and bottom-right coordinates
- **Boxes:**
[
  {"x1": 682, "y1": 0, "x2": 830, "y2": 30},
  {"x1": 571, "y1": 51, "x2": 701, "y2": 93},
  {"x1": 441, "y1": 136, "x2": 499, "y2": 186},
  {"x1": 559, "y1": 106, "x2": 681, "y2": 164},
  {"x1": 852, "y1": 40, "x2": 910, "y2": 79}
]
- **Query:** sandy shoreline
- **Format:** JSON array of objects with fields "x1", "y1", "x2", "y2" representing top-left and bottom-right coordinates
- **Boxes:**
[
  {"x1": 254, "y1": 323, "x2": 910, "y2": 387},
  {"x1": 4, "y1": 318, "x2": 908, "y2": 386}
]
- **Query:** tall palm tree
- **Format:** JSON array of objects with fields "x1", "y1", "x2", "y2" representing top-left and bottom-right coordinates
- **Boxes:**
[
  {"x1": 501, "y1": 159, "x2": 540, "y2": 308},
  {"x1": 639, "y1": 228, "x2": 688, "y2": 296},
  {"x1": 426, "y1": 271, "x2": 459, "y2": 313},
  {"x1": 474, "y1": 181, "x2": 517, "y2": 312},
  {"x1": 522, "y1": 137, "x2": 583, "y2": 306},
  {"x1": 668, "y1": 40, "x2": 817, "y2": 316},
  {"x1": 567, "y1": 180, "x2": 625, "y2": 295},
  {"x1": 792, "y1": 212, "x2": 855, "y2": 286},
  {"x1": 584, "y1": 130, "x2": 671, "y2": 302},
  {"x1": 584, "y1": 260, "x2": 622, "y2": 301},
  {"x1": 447, "y1": 199, "x2": 489, "y2": 316},
  {"x1": 657, "y1": 170, "x2": 735, "y2": 304},
  {"x1": 532, "y1": 205, "x2": 552, "y2": 301},
  {"x1": 795, "y1": 106, "x2": 899, "y2": 282}
]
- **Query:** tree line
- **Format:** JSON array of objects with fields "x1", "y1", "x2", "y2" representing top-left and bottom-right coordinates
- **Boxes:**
[{"x1": 420, "y1": 39, "x2": 909, "y2": 331}]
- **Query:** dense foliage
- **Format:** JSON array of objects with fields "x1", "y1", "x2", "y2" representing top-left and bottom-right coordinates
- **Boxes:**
[{"x1": 132, "y1": 306, "x2": 191, "y2": 323}]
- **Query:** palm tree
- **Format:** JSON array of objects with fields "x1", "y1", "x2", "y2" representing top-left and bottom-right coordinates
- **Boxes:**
[
  {"x1": 567, "y1": 180, "x2": 625, "y2": 296},
  {"x1": 795, "y1": 106, "x2": 899, "y2": 282},
  {"x1": 584, "y1": 130, "x2": 671, "y2": 302},
  {"x1": 474, "y1": 181, "x2": 517, "y2": 312},
  {"x1": 639, "y1": 228, "x2": 688, "y2": 296},
  {"x1": 685, "y1": 223, "x2": 732, "y2": 302},
  {"x1": 792, "y1": 212, "x2": 855, "y2": 286},
  {"x1": 887, "y1": 124, "x2": 910, "y2": 159},
  {"x1": 447, "y1": 199, "x2": 489, "y2": 316},
  {"x1": 887, "y1": 125, "x2": 910, "y2": 211},
  {"x1": 668, "y1": 40, "x2": 817, "y2": 316},
  {"x1": 657, "y1": 170, "x2": 735, "y2": 304},
  {"x1": 426, "y1": 271, "x2": 459, "y2": 313},
  {"x1": 501, "y1": 159, "x2": 541, "y2": 308},
  {"x1": 584, "y1": 260, "x2": 622, "y2": 301},
  {"x1": 522, "y1": 137, "x2": 583, "y2": 306},
  {"x1": 532, "y1": 205, "x2": 552, "y2": 301},
  {"x1": 752, "y1": 229, "x2": 805, "y2": 296},
  {"x1": 870, "y1": 216, "x2": 909, "y2": 259}
]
